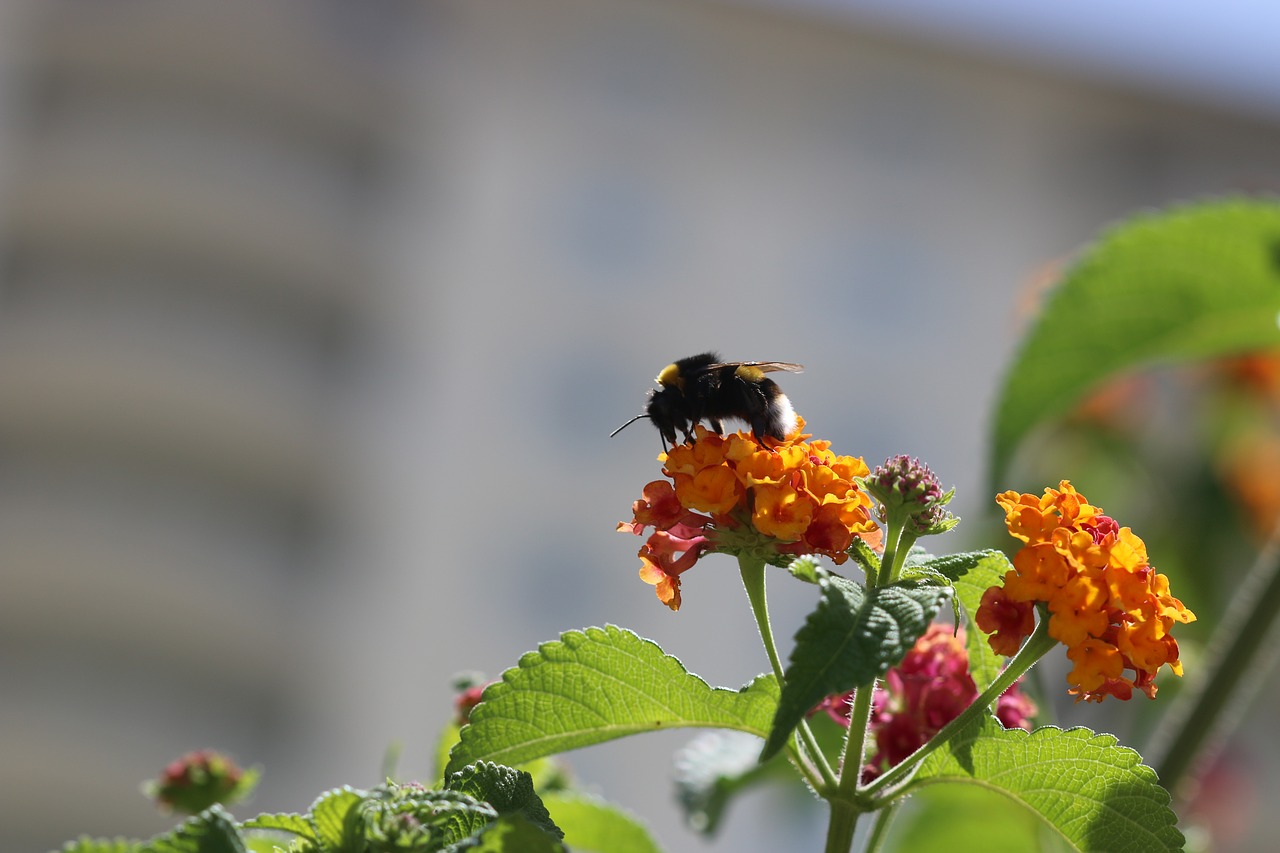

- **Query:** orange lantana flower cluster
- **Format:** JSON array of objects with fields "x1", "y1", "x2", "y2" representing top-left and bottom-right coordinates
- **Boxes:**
[
  {"x1": 976, "y1": 481, "x2": 1196, "y2": 702},
  {"x1": 618, "y1": 421, "x2": 878, "y2": 610}
]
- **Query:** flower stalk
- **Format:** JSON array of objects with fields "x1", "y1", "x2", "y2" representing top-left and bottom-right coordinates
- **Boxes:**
[
  {"x1": 824, "y1": 681, "x2": 875, "y2": 852},
  {"x1": 878, "y1": 515, "x2": 906, "y2": 585},
  {"x1": 739, "y1": 555, "x2": 837, "y2": 790},
  {"x1": 864, "y1": 801, "x2": 902, "y2": 853},
  {"x1": 825, "y1": 798, "x2": 865, "y2": 853}
]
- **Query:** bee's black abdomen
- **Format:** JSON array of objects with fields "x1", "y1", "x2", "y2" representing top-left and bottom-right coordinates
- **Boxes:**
[{"x1": 702, "y1": 372, "x2": 797, "y2": 441}]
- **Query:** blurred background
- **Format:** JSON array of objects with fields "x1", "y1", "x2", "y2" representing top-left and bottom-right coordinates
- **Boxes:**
[{"x1": 3, "y1": 1, "x2": 1280, "y2": 851}]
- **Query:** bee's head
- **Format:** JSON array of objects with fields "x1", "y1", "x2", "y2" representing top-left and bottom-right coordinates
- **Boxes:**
[{"x1": 645, "y1": 387, "x2": 681, "y2": 449}]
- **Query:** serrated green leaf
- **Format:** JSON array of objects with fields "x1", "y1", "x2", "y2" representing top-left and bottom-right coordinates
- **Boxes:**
[
  {"x1": 307, "y1": 788, "x2": 364, "y2": 853},
  {"x1": 991, "y1": 198, "x2": 1280, "y2": 486},
  {"x1": 916, "y1": 550, "x2": 999, "y2": 583},
  {"x1": 672, "y1": 730, "x2": 793, "y2": 837},
  {"x1": 361, "y1": 785, "x2": 496, "y2": 851},
  {"x1": 468, "y1": 815, "x2": 566, "y2": 853},
  {"x1": 761, "y1": 577, "x2": 952, "y2": 761},
  {"x1": 437, "y1": 723, "x2": 570, "y2": 796},
  {"x1": 58, "y1": 839, "x2": 139, "y2": 853},
  {"x1": 445, "y1": 762, "x2": 562, "y2": 840},
  {"x1": 238, "y1": 814, "x2": 315, "y2": 840},
  {"x1": 907, "y1": 717, "x2": 1184, "y2": 852},
  {"x1": 899, "y1": 547, "x2": 959, "y2": 622},
  {"x1": 896, "y1": 565, "x2": 952, "y2": 587},
  {"x1": 541, "y1": 792, "x2": 662, "y2": 853},
  {"x1": 946, "y1": 550, "x2": 1014, "y2": 692},
  {"x1": 446, "y1": 625, "x2": 780, "y2": 774},
  {"x1": 141, "y1": 807, "x2": 246, "y2": 853}
]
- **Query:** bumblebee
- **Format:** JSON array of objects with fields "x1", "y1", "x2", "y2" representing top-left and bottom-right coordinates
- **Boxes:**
[{"x1": 611, "y1": 352, "x2": 803, "y2": 449}]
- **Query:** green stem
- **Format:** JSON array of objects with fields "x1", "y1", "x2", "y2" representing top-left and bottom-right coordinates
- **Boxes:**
[
  {"x1": 799, "y1": 723, "x2": 837, "y2": 791},
  {"x1": 887, "y1": 530, "x2": 919, "y2": 584},
  {"x1": 1149, "y1": 515, "x2": 1280, "y2": 795},
  {"x1": 863, "y1": 801, "x2": 901, "y2": 853},
  {"x1": 823, "y1": 680, "x2": 875, "y2": 853},
  {"x1": 864, "y1": 613, "x2": 1057, "y2": 800},
  {"x1": 823, "y1": 516, "x2": 905, "y2": 852},
  {"x1": 739, "y1": 556, "x2": 787, "y2": 680},
  {"x1": 879, "y1": 517, "x2": 906, "y2": 585},
  {"x1": 836, "y1": 682, "x2": 875, "y2": 801},
  {"x1": 825, "y1": 799, "x2": 863, "y2": 853},
  {"x1": 738, "y1": 555, "x2": 837, "y2": 790}
]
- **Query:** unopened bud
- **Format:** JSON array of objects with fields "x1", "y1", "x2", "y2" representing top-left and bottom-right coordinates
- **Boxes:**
[{"x1": 145, "y1": 749, "x2": 257, "y2": 814}]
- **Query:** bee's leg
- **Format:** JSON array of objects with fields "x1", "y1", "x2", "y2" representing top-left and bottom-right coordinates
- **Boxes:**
[
  {"x1": 751, "y1": 415, "x2": 779, "y2": 451},
  {"x1": 680, "y1": 422, "x2": 696, "y2": 445},
  {"x1": 708, "y1": 418, "x2": 724, "y2": 434}
]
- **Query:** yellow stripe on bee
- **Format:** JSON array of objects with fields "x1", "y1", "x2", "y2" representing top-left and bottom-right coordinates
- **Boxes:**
[
  {"x1": 657, "y1": 363, "x2": 684, "y2": 389},
  {"x1": 734, "y1": 365, "x2": 764, "y2": 382}
]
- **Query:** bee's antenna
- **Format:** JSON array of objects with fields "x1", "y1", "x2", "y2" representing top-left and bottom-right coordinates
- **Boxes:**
[{"x1": 610, "y1": 413, "x2": 649, "y2": 437}]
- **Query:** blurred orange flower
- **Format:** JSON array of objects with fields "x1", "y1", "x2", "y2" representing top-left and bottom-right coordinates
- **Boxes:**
[{"x1": 1219, "y1": 431, "x2": 1280, "y2": 538}]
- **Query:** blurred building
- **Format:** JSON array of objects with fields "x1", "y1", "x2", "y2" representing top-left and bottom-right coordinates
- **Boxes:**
[
  {"x1": 4, "y1": 2, "x2": 1280, "y2": 852},
  {"x1": 0, "y1": 2, "x2": 410, "y2": 849}
]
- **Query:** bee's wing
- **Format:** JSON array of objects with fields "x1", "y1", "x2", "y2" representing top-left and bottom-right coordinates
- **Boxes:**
[
  {"x1": 707, "y1": 361, "x2": 804, "y2": 374},
  {"x1": 750, "y1": 361, "x2": 804, "y2": 374}
]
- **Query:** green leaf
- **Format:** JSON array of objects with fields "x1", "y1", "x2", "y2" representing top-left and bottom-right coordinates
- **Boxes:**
[
  {"x1": 884, "y1": 784, "x2": 1061, "y2": 853},
  {"x1": 990, "y1": 198, "x2": 1280, "y2": 486},
  {"x1": 59, "y1": 839, "x2": 139, "y2": 853},
  {"x1": 541, "y1": 792, "x2": 662, "y2": 853},
  {"x1": 946, "y1": 550, "x2": 1014, "y2": 693},
  {"x1": 362, "y1": 785, "x2": 497, "y2": 851},
  {"x1": 141, "y1": 807, "x2": 246, "y2": 853},
  {"x1": 243, "y1": 839, "x2": 298, "y2": 853},
  {"x1": 438, "y1": 724, "x2": 571, "y2": 797},
  {"x1": 896, "y1": 565, "x2": 951, "y2": 587},
  {"x1": 786, "y1": 555, "x2": 824, "y2": 584},
  {"x1": 847, "y1": 537, "x2": 883, "y2": 582},
  {"x1": 672, "y1": 731, "x2": 793, "y2": 836},
  {"x1": 907, "y1": 717, "x2": 1184, "y2": 852},
  {"x1": 469, "y1": 815, "x2": 567, "y2": 853},
  {"x1": 446, "y1": 625, "x2": 780, "y2": 774},
  {"x1": 307, "y1": 787, "x2": 365, "y2": 853},
  {"x1": 761, "y1": 575, "x2": 952, "y2": 761},
  {"x1": 897, "y1": 548, "x2": 961, "y2": 623},
  {"x1": 238, "y1": 813, "x2": 315, "y2": 840},
  {"x1": 445, "y1": 762, "x2": 562, "y2": 840},
  {"x1": 914, "y1": 549, "x2": 999, "y2": 584}
]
